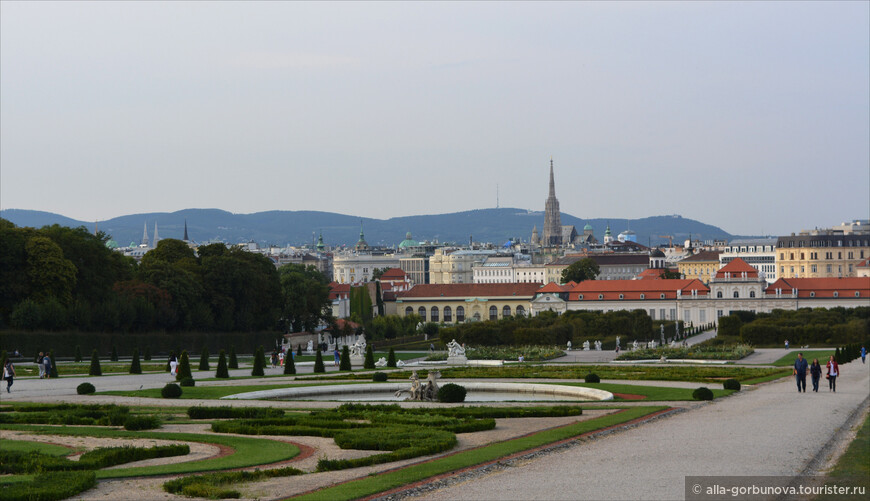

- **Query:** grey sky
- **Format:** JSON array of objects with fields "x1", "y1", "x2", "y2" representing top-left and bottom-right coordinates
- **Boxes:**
[{"x1": 1, "y1": 1, "x2": 867, "y2": 236}]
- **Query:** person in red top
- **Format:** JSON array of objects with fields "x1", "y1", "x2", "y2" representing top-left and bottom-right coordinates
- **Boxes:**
[{"x1": 826, "y1": 355, "x2": 840, "y2": 392}]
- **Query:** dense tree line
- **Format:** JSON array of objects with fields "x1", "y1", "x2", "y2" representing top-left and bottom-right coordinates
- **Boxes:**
[
  {"x1": 440, "y1": 309, "x2": 656, "y2": 347},
  {"x1": 735, "y1": 307, "x2": 870, "y2": 346},
  {"x1": 0, "y1": 219, "x2": 331, "y2": 333}
]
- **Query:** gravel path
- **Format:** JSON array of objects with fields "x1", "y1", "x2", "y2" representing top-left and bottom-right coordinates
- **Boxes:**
[{"x1": 411, "y1": 360, "x2": 870, "y2": 501}]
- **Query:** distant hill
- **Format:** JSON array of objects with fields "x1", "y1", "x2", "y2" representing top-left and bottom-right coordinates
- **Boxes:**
[{"x1": 1, "y1": 208, "x2": 737, "y2": 248}]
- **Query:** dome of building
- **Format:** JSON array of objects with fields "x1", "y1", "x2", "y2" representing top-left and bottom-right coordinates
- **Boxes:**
[
  {"x1": 583, "y1": 223, "x2": 593, "y2": 231},
  {"x1": 398, "y1": 232, "x2": 419, "y2": 249},
  {"x1": 649, "y1": 248, "x2": 666, "y2": 258},
  {"x1": 105, "y1": 239, "x2": 119, "y2": 249}
]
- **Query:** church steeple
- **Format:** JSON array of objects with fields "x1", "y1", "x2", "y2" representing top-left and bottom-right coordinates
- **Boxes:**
[
  {"x1": 183, "y1": 219, "x2": 189, "y2": 242},
  {"x1": 141, "y1": 221, "x2": 150, "y2": 247},
  {"x1": 316, "y1": 231, "x2": 325, "y2": 252},
  {"x1": 542, "y1": 157, "x2": 562, "y2": 247},
  {"x1": 354, "y1": 220, "x2": 370, "y2": 252}
]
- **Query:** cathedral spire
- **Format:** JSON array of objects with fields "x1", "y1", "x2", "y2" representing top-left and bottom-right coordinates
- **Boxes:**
[
  {"x1": 141, "y1": 221, "x2": 150, "y2": 247},
  {"x1": 542, "y1": 157, "x2": 562, "y2": 247},
  {"x1": 183, "y1": 219, "x2": 189, "y2": 242},
  {"x1": 548, "y1": 157, "x2": 556, "y2": 198}
]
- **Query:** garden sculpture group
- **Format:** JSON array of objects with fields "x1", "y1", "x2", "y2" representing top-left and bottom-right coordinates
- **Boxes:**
[
  {"x1": 395, "y1": 370, "x2": 441, "y2": 401},
  {"x1": 446, "y1": 339, "x2": 468, "y2": 364}
]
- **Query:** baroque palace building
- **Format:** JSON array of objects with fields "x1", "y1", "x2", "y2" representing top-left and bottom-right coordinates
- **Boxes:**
[
  {"x1": 776, "y1": 230, "x2": 870, "y2": 279},
  {"x1": 392, "y1": 258, "x2": 869, "y2": 325}
]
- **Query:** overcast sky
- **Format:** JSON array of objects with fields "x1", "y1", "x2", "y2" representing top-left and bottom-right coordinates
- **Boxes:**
[{"x1": 1, "y1": 1, "x2": 868, "y2": 235}]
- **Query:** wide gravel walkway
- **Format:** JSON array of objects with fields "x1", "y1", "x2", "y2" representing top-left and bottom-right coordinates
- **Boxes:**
[{"x1": 413, "y1": 359, "x2": 870, "y2": 501}]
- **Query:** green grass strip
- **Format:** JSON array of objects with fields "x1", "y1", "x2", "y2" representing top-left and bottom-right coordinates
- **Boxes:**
[
  {"x1": 0, "y1": 439, "x2": 75, "y2": 456},
  {"x1": 293, "y1": 405, "x2": 668, "y2": 501},
  {"x1": 817, "y1": 410, "x2": 870, "y2": 501},
  {"x1": 0, "y1": 425, "x2": 299, "y2": 479},
  {"x1": 99, "y1": 381, "x2": 371, "y2": 399},
  {"x1": 770, "y1": 350, "x2": 836, "y2": 367},
  {"x1": 547, "y1": 382, "x2": 733, "y2": 401}
]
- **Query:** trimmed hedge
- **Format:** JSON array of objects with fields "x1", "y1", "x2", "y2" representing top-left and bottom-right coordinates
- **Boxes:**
[
  {"x1": 585, "y1": 373, "x2": 601, "y2": 383},
  {"x1": 124, "y1": 415, "x2": 162, "y2": 431},
  {"x1": 372, "y1": 372, "x2": 388, "y2": 382},
  {"x1": 0, "y1": 471, "x2": 96, "y2": 501},
  {"x1": 76, "y1": 382, "x2": 96, "y2": 395},
  {"x1": 723, "y1": 379, "x2": 741, "y2": 391},
  {"x1": 437, "y1": 383, "x2": 467, "y2": 403},
  {"x1": 187, "y1": 406, "x2": 285, "y2": 420},
  {"x1": 163, "y1": 466, "x2": 302, "y2": 499},
  {"x1": 161, "y1": 383, "x2": 182, "y2": 399},
  {"x1": 180, "y1": 377, "x2": 196, "y2": 387},
  {"x1": 693, "y1": 387, "x2": 714, "y2": 401},
  {"x1": 313, "y1": 349, "x2": 325, "y2": 373}
]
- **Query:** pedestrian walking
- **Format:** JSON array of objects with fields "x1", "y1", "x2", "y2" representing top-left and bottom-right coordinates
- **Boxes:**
[
  {"x1": 784, "y1": 339, "x2": 789, "y2": 350},
  {"x1": 809, "y1": 358, "x2": 822, "y2": 392},
  {"x1": 826, "y1": 355, "x2": 839, "y2": 392},
  {"x1": 37, "y1": 352, "x2": 45, "y2": 379},
  {"x1": 861, "y1": 346, "x2": 866, "y2": 364},
  {"x1": 270, "y1": 352, "x2": 278, "y2": 369},
  {"x1": 333, "y1": 348, "x2": 340, "y2": 367},
  {"x1": 278, "y1": 351, "x2": 284, "y2": 367},
  {"x1": 3, "y1": 359, "x2": 14, "y2": 393},
  {"x1": 793, "y1": 352, "x2": 808, "y2": 393},
  {"x1": 169, "y1": 352, "x2": 178, "y2": 376},
  {"x1": 42, "y1": 353, "x2": 52, "y2": 380}
]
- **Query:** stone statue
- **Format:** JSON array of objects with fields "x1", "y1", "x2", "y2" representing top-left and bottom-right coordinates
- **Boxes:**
[
  {"x1": 446, "y1": 339, "x2": 466, "y2": 357},
  {"x1": 594, "y1": 340, "x2": 602, "y2": 351},
  {"x1": 350, "y1": 334, "x2": 367, "y2": 357},
  {"x1": 374, "y1": 357, "x2": 387, "y2": 367},
  {"x1": 675, "y1": 322, "x2": 681, "y2": 339},
  {"x1": 395, "y1": 370, "x2": 440, "y2": 401},
  {"x1": 582, "y1": 340, "x2": 590, "y2": 351},
  {"x1": 632, "y1": 340, "x2": 639, "y2": 351},
  {"x1": 567, "y1": 340, "x2": 572, "y2": 351},
  {"x1": 670, "y1": 339, "x2": 677, "y2": 347},
  {"x1": 616, "y1": 336, "x2": 621, "y2": 349},
  {"x1": 306, "y1": 340, "x2": 313, "y2": 353},
  {"x1": 396, "y1": 359, "x2": 405, "y2": 367}
]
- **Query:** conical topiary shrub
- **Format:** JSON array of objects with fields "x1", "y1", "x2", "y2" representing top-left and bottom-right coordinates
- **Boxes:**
[
  {"x1": 110, "y1": 345, "x2": 119, "y2": 362},
  {"x1": 215, "y1": 350, "x2": 229, "y2": 378},
  {"x1": 176, "y1": 351, "x2": 192, "y2": 381},
  {"x1": 387, "y1": 348, "x2": 397, "y2": 368},
  {"x1": 199, "y1": 346, "x2": 210, "y2": 371},
  {"x1": 364, "y1": 345, "x2": 375, "y2": 369},
  {"x1": 297, "y1": 344, "x2": 302, "y2": 356},
  {"x1": 283, "y1": 350, "x2": 296, "y2": 375},
  {"x1": 49, "y1": 350, "x2": 58, "y2": 378},
  {"x1": 129, "y1": 348, "x2": 142, "y2": 374},
  {"x1": 144, "y1": 346, "x2": 151, "y2": 361},
  {"x1": 89, "y1": 349, "x2": 102, "y2": 376},
  {"x1": 313, "y1": 349, "x2": 325, "y2": 373},
  {"x1": 74, "y1": 345, "x2": 83, "y2": 363},
  {"x1": 340, "y1": 346, "x2": 351, "y2": 371},
  {"x1": 228, "y1": 345, "x2": 239, "y2": 369},
  {"x1": 251, "y1": 346, "x2": 265, "y2": 377}
]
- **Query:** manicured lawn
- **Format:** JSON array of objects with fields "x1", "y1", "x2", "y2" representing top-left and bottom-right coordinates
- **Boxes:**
[
  {"x1": 0, "y1": 438, "x2": 75, "y2": 456},
  {"x1": 309, "y1": 364, "x2": 791, "y2": 384},
  {"x1": 818, "y1": 411, "x2": 870, "y2": 501},
  {"x1": 771, "y1": 350, "x2": 835, "y2": 367},
  {"x1": 0, "y1": 425, "x2": 299, "y2": 479},
  {"x1": 293, "y1": 406, "x2": 669, "y2": 501},
  {"x1": 550, "y1": 382, "x2": 734, "y2": 401},
  {"x1": 290, "y1": 351, "x2": 428, "y2": 363},
  {"x1": 99, "y1": 381, "x2": 371, "y2": 399}
]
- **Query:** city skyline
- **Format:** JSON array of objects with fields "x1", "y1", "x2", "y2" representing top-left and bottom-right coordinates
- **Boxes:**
[{"x1": 1, "y1": 2, "x2": 868, "y2": 236}]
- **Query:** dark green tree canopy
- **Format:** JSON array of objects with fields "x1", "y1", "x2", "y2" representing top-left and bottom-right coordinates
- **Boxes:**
[
  {"x1": 278, "y1": 263, "x2": 330, "y2": 333},
  {"x1": 560, "y1": 258, "x2": 600, "y2": 284}
]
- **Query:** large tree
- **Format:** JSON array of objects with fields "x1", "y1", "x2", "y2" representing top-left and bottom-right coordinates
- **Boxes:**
[
  {"x1": 278, "y1": 263, "x2": 330, "y2": 333},
  {"x1": 25, "y1": 236, "x2": 77, "y2": 305},
  {"x1": 560, "y1": 258, "x2": 600, "y2": 284}
]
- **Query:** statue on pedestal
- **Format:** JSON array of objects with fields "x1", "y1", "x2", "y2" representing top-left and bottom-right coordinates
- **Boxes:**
[
  {"x1": 582, "y1": 340, "x2": 590, "y2": 351},
  {"x1": 446, "y1": 339, "x2": 466, "y2": 357}
]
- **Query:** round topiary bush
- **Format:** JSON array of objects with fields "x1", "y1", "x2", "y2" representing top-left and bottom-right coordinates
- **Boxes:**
[
  {"x1": 372, "y1": 372, "x2": 388, "y2": 382},
  {"x1": 723, "y1": 379, "x2": 741, "y2": 391},
  {"x1": 76, "y1": 382, "x2": 96, "y2": 395},
  {"x1": 693, "y1": 387, "x2": 714, "y2": 401},
  {"x1": 161, "y1": 383, "x2": 183, "y2": 399},
  {"x1": 437, "y1": 383, "x2": 467, "y2": 403},
  {"x1": 180, "y1": 377, "x2": 196, "y2": 387},
  {"x1": 585, "y1": 373, "x2": 600, "y2": 383}
]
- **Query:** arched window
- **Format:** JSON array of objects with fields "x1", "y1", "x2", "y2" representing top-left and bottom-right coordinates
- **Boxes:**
[
  {"x1": 405, "y1": 306, "x2": 413, "y2": 316},
  {"x1": 733, "y1": 291, "x2": 739, "y2": 298},
  {"x1": 443, "y1": 306, "x2": 452, "y2": 322},
  {"x1": 489, "y1": 305, "x2": 498, "y2": 321},
  {"x1": 456, "y1": 306, "x2": 465, "y2": 322},
  {"x1": 418, "y1": 306, "x2": 426, "y2": 321},
  {"x1": 660, "y1": 293, "x2": 665, "y2": 299},
  {"x1": 473, "y1": 312, "x2": 481, "y2": 321},
  {"x1": 717, "y1": 291, "x2": 723, "y2": 298},
  {"x1": 640, "y1": 294, "x2": 645, "y2": 299},
  {"x1": 833, "y1": 291, "x2": 839, "y2": 298},
  {"x1": 749, "y1": 291, "x2": 756, "y2": 298},
  {"x1": 619, "y1": 294, "x2": 624, "y2": 300},
  {"x1": 516, "y1": 305, "x2": 525, "y2": 317},
  {"x1": 431, "y1": 306, "x2": 439, "y2": 322},
  {"x1": 503, "y1": 305, "x2": 511, "y2": 317}
]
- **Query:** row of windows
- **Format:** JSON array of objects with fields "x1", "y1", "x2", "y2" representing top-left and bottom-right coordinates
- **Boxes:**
[
  {"x1": 780, "y1": 239, "x2": 869, "y2": 248},
  {"x1": 783, "y1": 251, "x2": 863, "y2": 260},
  {"x1": 715, "y1": 291, "x2": 757, "y2": 298},
  {"x1": 783, "y1": 264, "x2": 852, "y2": 274},
  {"x1": 405, "y1": 305, "x2": 526, "y2": 322}
]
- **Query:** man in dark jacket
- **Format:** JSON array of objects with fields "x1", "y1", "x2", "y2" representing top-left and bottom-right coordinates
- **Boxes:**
[{"x1": 793, "y1": 353, "x2": 808, "y2": 393}]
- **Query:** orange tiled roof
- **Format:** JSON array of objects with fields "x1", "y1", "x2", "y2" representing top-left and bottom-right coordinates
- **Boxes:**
[
  {"x1": 568, "y1": 279, "x2": 709, "y2": 300},
  {"x1": 679, "y1": 250, "x2": 721, "y2": 263},
  {"x1": 765, "y1": 277, "x2": 870, "y2": 298},
  {"x1": 538, "y1": 282, "x2": 568, "y2": 293},
  {"x1": 715, "y1": 258, "x2": 758, "y2": 278},
  {"x1": 636, "y1": 268, "x2": 666, "y2": 280},
  {"x1": 380, "y1": 268, "x2": 407, "y2": 280},
  {"x1": 397, "y1": 283, "x2": 543, "y2": 299}
]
